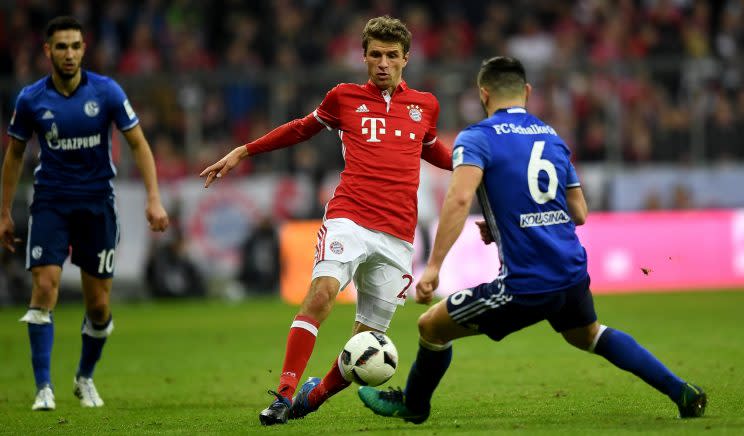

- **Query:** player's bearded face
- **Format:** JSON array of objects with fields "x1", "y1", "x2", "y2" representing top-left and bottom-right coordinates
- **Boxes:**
[
  {"x1": 45, "y1": 30, "x2": 85, "y2": 80},
  {"x1": 364, "y1": 40, "x2": 408, "y2": 92}
]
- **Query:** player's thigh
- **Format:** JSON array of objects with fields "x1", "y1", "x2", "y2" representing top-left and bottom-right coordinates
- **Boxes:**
[
  {"x1": 354, "y1": 291, "x2": 399, "y2": 332},
  {"x1": 418, "y1": 299, "x2": 479, "y2": 344},
  {"x1": 69, "y1": 201, "x2": 119, "y2": 278},
  {"x1": 546, "y1": 276, "x2": 597, "y2": 334},
  {"x1": 312, "y1": 219, "x2": 367, "y2": 289},
  {"x1": 446, "y1": 280, "x2": 553, "y2": 342},
  {"x1": 27, "y1": 201, "x2": 71, "y2": 270}
]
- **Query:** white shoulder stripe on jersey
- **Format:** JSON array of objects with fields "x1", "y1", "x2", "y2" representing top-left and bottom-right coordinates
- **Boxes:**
[
  {"x1": 291, "y1": 319, "x2": 319, "y2": 336},
  {"x1": 313, "y1": 110, "x2": 333, "y2": 131},
  {"x1": 119, "y1": 120, "x2": 140, "y2": 132},
  {"x1": 423, "y1": 136, "x2": 437, "y2": 146}
]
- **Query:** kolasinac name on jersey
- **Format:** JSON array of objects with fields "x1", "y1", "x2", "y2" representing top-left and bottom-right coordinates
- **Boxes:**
[{"x1": 519, "y1": 210, "x2": 571, "y2": 228}]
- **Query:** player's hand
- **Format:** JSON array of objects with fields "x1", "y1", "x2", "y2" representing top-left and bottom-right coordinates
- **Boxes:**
[
  {"x1": 146, "y1": 202, "x2": 169, "y2": 232},
  {"x1": 199, "y1": 146, "x2": 248, "y2": 188},
  {"x1": 475, "y1": 220, "x2": 493, "y2": 245},
  {"x1": 0, "y1": 214, "x2": 22, "y2": 253},
  {"x1": 415, "y1": 264, "x2": 440, "y2": 305}
]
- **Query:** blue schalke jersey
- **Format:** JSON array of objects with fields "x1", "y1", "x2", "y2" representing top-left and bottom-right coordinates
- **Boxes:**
[
  {"x1": 8, "y1": 70, "x2": 139, "y2": 200},
  {"x1": 453, "y1": 107, "x2": 587, "y2": 294}
]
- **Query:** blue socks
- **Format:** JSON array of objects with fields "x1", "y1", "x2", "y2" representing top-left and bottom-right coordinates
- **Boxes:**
[
  {"x1": 77, "y1": 315, "x2": 113, "y2": 379},
  {"x1": 404, "y1": 339, "x2": 452, "y2": 413},
  {"x1": 594, "y1": 327, "x2": 685, "y2": 401},
  {"x1": 27, "y1": 314, "x2": 54, "y2": 389}
]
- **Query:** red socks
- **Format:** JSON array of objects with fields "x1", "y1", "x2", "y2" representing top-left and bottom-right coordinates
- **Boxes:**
[
  {"x1": 308, "y1": 358, "x2": 352, "y2": 406},
  {"x1": 277, "y1": 315, "x2": 319, "y2": 400}
]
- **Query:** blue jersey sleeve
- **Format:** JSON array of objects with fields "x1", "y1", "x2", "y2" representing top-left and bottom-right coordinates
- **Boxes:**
[
  {"x1": 107, "y1": 80, "x2": 139, "y2": 131},
  {"x1": 452, "y1": 127, "x2": 490, "y2": 169},
  {"x1": 7, "y1": 90, "x2": 33, "y2": 141},
  {"x1": 566, "y1": 161, "x2": 580, "y2": 188}
]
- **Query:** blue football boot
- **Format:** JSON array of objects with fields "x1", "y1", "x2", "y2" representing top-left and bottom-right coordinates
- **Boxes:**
[{"x1": 289, "y1": 377, "x2": 321, "y2": 419}]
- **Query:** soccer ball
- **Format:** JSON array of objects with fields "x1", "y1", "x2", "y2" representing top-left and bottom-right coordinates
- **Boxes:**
[{"x1": 339, "y1": 331, "x2": 398, "y2": 386}]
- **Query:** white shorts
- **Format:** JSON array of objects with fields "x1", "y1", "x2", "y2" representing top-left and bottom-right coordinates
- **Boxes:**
[{"x1": 312, "y1": 218, "x2": 414, "y2": 330}]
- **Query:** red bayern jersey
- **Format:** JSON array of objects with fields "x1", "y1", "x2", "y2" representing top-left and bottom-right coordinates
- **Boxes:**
[{"x1": 313, "y1": 80, "x2": 439, "y2": 243}]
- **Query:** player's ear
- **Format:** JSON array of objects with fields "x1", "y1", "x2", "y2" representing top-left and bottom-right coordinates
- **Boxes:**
[
  {"x1": 479, "y1": 86, "x2": 489, "y2": 106},
  {"x1": 43, "y1": 42, "x2": 51, "y2": 59},
  {"x1": 524, "y1": 83, "x2": 532, "y2": 104}
]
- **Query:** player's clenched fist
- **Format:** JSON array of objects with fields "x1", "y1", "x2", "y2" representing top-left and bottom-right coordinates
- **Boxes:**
[
  {"x1": 475, "y1": 220, "x2": 493, "y2": 245},
  {"x1": 200, "y1": 146, "x2": 249, "y2": 188},
  {"x1": 415, "y1": 264, "x2": 440, "y2": 305},
  {"x1": 0, "y1": 214, "x2": 22, "y2": 252},
  {"x1": 146, "y1": 202, "x2": 169, "y2": 232}
]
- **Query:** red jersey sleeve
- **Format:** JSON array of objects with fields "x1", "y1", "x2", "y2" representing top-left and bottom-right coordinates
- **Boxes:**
[
  {"x1": 419, "y1": 96, "x2": 451, "y2": 170},
  {"x1": 421, "y1": 138, "x2": 453, "y2": 170},
  {"x1": 313, "y1": 85, "x2": 342, "y2": 130},
  {"x1": 245, "y1": 113, "x2": 324, "y2": 155}
]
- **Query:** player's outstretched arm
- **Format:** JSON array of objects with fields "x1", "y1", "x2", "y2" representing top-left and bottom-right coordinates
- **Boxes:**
[
  {"x1": 122, "y1": 125, "x2": 169, "y2": 232},
  {"x1": 199, "y1": 145, "x2": 248, "y2": 188},
  {"x1": 0, "y1": 136, "x2": 27, "y2": 252},
  {"x1": 416, "y1": 165, "x2": 483, "y2": 304},
  {"x1": 200, "y1": 112, "x2": 325, "y2": 188}
]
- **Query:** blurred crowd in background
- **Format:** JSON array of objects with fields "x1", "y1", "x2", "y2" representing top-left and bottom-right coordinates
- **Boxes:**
[
  {"x1": 2, "y1": 0, "x2": 744, "y2": 303},
  {"x1": 2, "y1": 1, "x2": 744, "y2": 180}
]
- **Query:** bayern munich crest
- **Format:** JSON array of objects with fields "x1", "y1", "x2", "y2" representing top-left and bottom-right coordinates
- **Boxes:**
[
  {"x1": 329, "y1": 240, "x2": 344, "y2": 255},
  {"x1": 407, "y1": 104, "x2": 423, "y2": 122}
]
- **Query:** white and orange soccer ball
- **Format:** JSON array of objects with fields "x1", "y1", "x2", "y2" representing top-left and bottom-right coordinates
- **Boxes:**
[{"x1": 339, "y1": 331, "x2": 398, "y2": 386}]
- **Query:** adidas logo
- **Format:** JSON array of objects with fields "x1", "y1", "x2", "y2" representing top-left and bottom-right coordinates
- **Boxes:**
[
  {"x1": 42, "y1": 110, "x2": 54, "y2": 120},
  {"x1": 355, "y1": 104, "x2": 369, "y2": 113}
]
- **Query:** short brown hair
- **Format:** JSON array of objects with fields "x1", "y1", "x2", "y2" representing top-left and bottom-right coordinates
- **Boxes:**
[
  {"x1": 477, "y1": 56, "x2": 527, "y2": 97},
  {"x1": 45, "y1": 16, "x2": 83, "y2": 40},
  {"x1": 362, "y1": 16, "x2": 411, "y2": 55}
]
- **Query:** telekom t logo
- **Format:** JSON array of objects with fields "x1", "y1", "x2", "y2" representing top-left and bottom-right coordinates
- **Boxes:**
[{"x1": 361, "y1": 117, "x2": 386, "y2": 142}]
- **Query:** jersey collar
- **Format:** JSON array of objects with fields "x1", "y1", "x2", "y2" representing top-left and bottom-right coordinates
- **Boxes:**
[
  {"x1": 497, "y1": 106, "x2": 527, "y2": 114},
  {"x1": 46, "y1": 70, "x2": 88, "y2": 97},
  {"x1": 364, "y1": 79, "x2": 409, "y2": 96}
]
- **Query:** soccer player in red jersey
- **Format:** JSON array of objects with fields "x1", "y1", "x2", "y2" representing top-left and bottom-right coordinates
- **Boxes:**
[{"x1": 200, "y1": 16, "x2": 452, "y2": 425}]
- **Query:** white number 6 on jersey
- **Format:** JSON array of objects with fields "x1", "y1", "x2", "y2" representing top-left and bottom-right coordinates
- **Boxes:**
[
  {"x1": 450, "y1": 289, "x2": 473, "y2": 306},
  {"x1": 527, "y1": 141, "x2": 558, "y2": 204}
]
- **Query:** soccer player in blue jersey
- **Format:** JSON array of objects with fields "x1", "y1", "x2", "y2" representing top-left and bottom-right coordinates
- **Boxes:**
[
  {"x1": 358, "y1": 56, "x2": 706, "y2": 422},
  {"x1": 0, "y1": 16, "x2": 169, "y2": 411}
]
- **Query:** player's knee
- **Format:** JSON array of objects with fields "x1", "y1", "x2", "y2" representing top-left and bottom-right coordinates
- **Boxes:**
[
  {"x1": 85, "y1": 301, "x2": 110, "y2": 324},
  {"x1": 303, "y1": 279, "x2": 339, "y2": 316},
  {"x1": 561, "y1": 323, "x2": 600, "y2": 351},
  {"x1": 417, "y1": 310, "x2": 441, "y2": 344},
  {"x1": 32, "y1": 272, "x2": 59, "y2": 298}
]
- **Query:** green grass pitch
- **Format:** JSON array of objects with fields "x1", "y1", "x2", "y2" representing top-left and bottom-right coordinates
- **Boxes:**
[{"x1": 1, "y1": 290, "x2": 743, "y2": 435}]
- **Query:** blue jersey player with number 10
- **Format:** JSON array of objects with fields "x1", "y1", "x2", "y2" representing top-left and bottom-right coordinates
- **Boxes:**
[
  {"x1": 0, "y1": 16, "x2": 169, "y2": 411},
  {"x1": 359, "y1": 56, "x2": 706, "y2": 422}
]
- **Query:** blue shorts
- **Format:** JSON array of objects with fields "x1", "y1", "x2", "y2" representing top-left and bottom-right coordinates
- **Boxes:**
[
  {"x1": 445, "y1": 276, "x2": 596, "y2": 341},
  {"x1": 27, "y1": 198, "x2": 119, "y2": 278}
]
